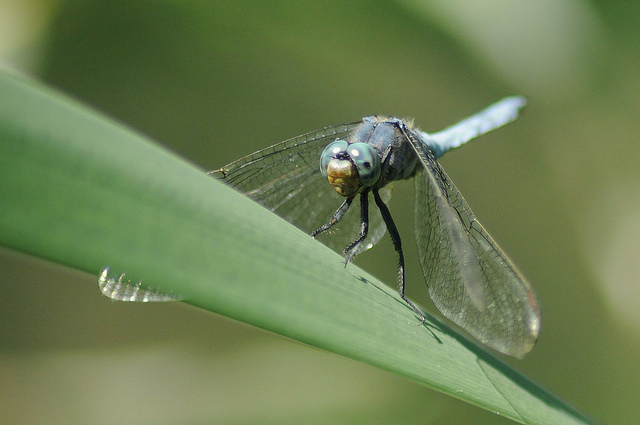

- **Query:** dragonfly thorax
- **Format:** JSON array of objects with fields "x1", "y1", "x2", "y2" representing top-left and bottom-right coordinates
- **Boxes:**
[{"x1": 351, "y1": 117, "x2": 421, "y2": 187}]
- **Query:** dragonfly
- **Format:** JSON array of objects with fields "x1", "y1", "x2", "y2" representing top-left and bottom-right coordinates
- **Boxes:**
[{"x1": 99, "y1": 97, "x2": 540, "y2": 358}]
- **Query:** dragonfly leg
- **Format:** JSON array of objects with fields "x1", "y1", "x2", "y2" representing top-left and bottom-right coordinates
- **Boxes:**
[
  {"x1": 311, "y1": 196, "x2": 355, "y2": 237},
  {"x1": 343, "y1": 191, "x2": 370, "y2": 265},
  {"x1": 373, "y1": 189, "x2": 426, "y2": 324}
]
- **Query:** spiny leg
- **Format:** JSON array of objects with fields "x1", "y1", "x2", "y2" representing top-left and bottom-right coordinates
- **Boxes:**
[
  {"x1": 311, "y1": 196, "x2": 355, "y2": 237},
  {"x1": 343, "y1": 191, "x2": 370, "y2": 265},
  {"x1": 373, "y1": 189, "x2": 426, "y2": 323}
]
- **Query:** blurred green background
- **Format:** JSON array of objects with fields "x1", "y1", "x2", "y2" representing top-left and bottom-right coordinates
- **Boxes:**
[{"x1": 1, "y1": 0, "x2": 638, "y2": 424}]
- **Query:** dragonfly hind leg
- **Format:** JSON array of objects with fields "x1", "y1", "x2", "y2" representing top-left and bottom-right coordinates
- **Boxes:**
[{"x1": 373, "y1": 189, "x2": 426, "y2": 324}]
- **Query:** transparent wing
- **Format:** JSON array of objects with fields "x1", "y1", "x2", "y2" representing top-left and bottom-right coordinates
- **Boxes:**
[
  {"x1": 211, "y1": 122, "x2": 391, "y2": 256},
  {"x1": 423, "y1": 97, "x2": 526, "y2": 158},
  {"x1": 406, "y1": 129, "x2": 540, "y2": 357}
]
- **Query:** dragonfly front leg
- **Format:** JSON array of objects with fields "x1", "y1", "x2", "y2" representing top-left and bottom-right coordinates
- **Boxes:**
[
  {"x1": 311, "y1": 196, "x2": 355, "y2": 237},
  {"x1": 343, "y1": 191, "x2": 370, "y2": 265},
  {"x1": 373, "y1": 189, "x2": 426, "y2": 323}
]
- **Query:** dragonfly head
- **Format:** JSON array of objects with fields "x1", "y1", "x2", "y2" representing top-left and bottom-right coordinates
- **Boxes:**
[{"x1": 320, "y1": 140, "x2": 381, "y2": 197}]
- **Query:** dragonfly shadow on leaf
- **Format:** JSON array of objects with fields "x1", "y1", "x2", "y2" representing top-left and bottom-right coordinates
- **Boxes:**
[{"x1": 347, "y1": 270, "x2": 443, "y2": 346}]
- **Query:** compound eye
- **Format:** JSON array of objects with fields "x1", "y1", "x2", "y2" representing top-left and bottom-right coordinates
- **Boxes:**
[
  {"x1": 347, "y1": 142, "x2": 381, "y2": 187},
  {"x1": 319, "y1": 140, "x2": 349, "y2": 178}
]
